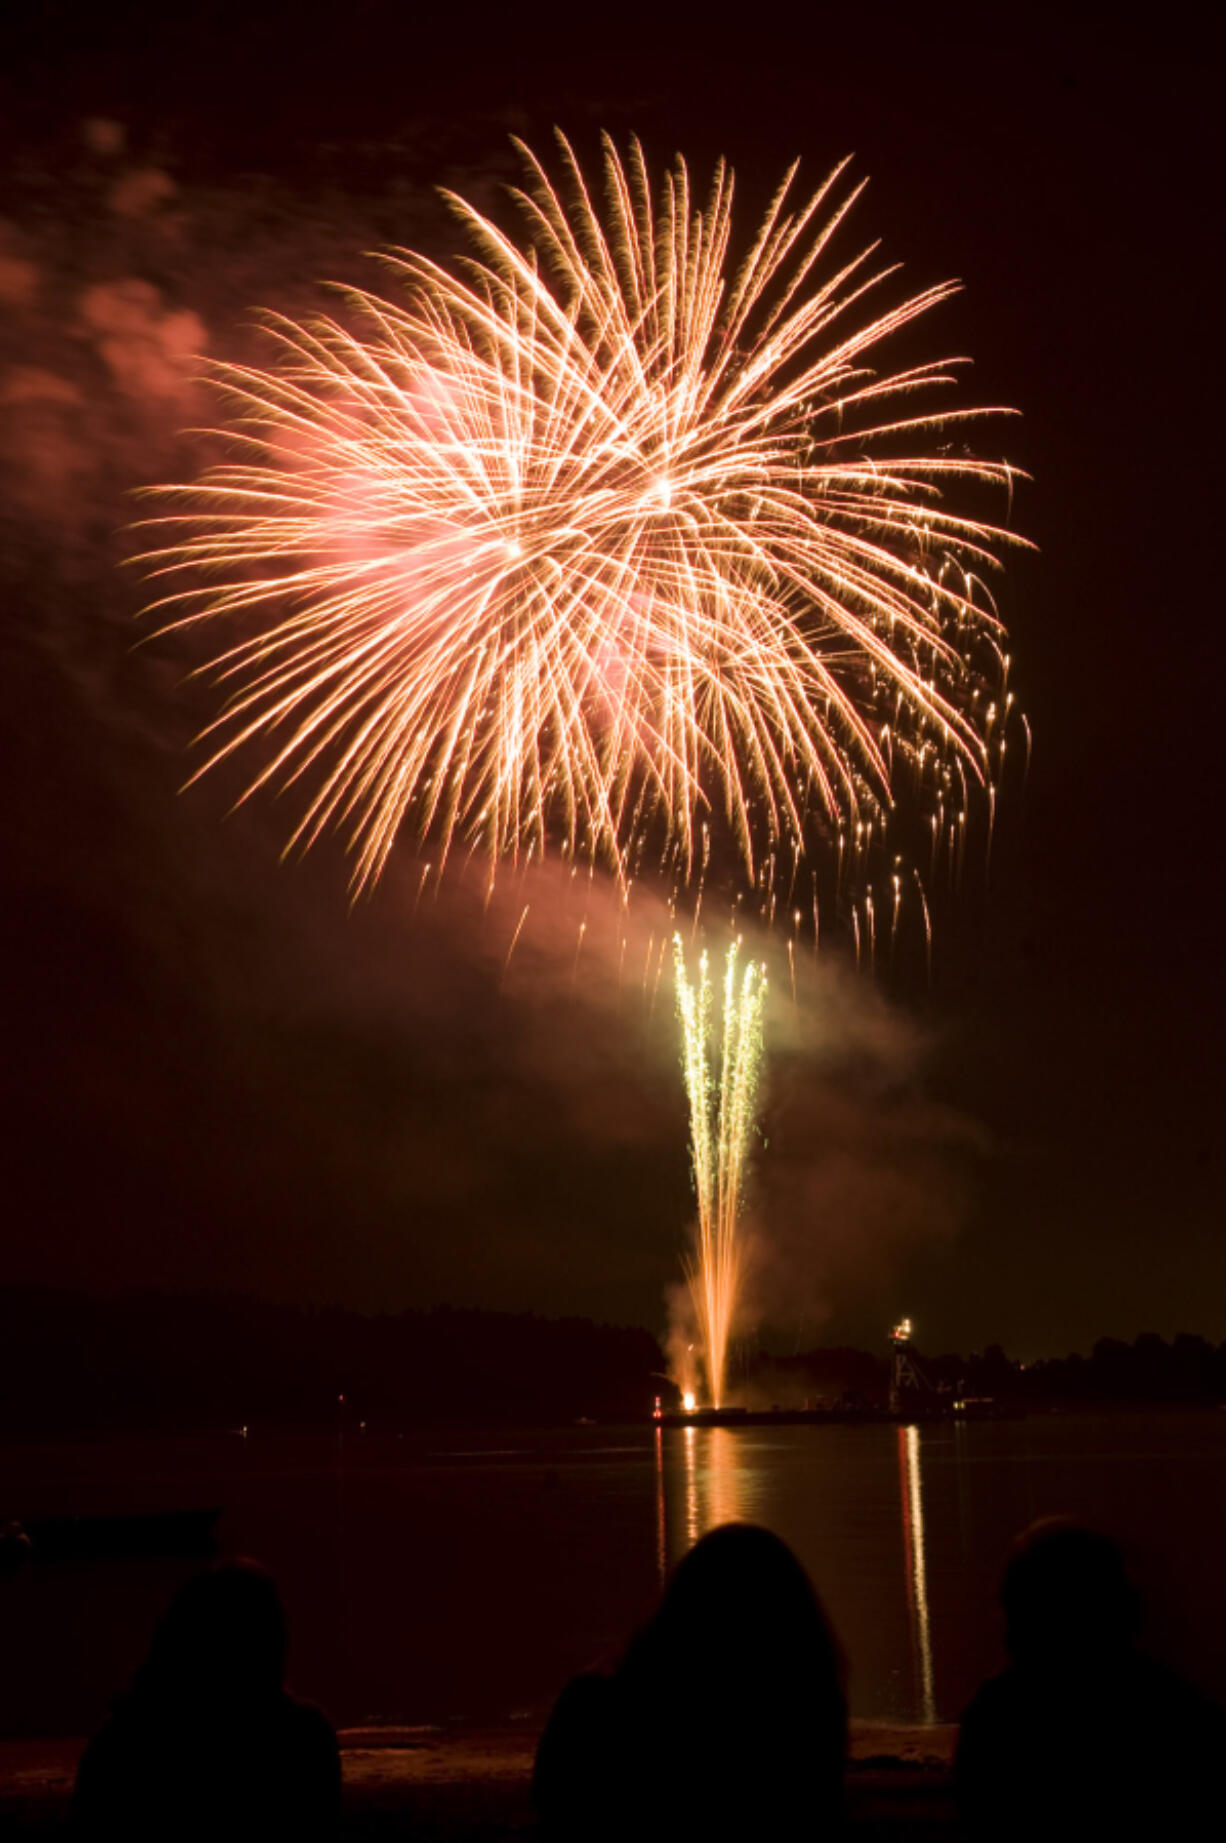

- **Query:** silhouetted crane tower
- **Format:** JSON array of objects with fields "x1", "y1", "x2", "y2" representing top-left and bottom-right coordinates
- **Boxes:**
[{"x1": 889, "y1": 1318, "x2": 934, "y2": 1415}]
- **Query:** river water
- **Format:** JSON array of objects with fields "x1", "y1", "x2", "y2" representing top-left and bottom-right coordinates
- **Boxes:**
[{"x1": 4, "y1": 1411, "x2": 1226, "y2": 1738}]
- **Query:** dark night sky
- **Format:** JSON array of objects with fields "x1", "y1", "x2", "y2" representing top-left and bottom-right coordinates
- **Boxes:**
[{"x1": 1, "y1": 5, "x2": 1222, "y2": 1358}]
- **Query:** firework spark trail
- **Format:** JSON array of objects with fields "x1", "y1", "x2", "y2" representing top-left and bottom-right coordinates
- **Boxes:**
[
  {"x1": 137, "y1": 133, "x2": 1026, "y2": 905},
  {"x1": 673, "y1": 934, "x2": 767, "y2": 1408}
]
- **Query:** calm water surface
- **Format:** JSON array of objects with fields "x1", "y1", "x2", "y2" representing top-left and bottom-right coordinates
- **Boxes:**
[{"x1": 4, "y1": 1411, "x2": 1226, "y2": 1737}]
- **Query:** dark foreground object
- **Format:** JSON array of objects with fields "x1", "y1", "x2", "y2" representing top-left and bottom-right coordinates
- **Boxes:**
[
  {"x1": 0, "y1": 1723, "x2": 959, "y2": 1838},
  {"x1": 14, "y1": 1509, "x2": 219, "y2": 1566},
  {"x1": 535, "y1": 1523, "x2": 846, "y2": 1841},
  {"x1": 655, "y1": 1402, "x2": 1006, "y2": 1427},
  {"x1": 956, "y1": 1521, "x2": 1226, "y2": 1839},
  {"x1": 70, "y1": 1559, "x2": 339, "y2": 1841}
]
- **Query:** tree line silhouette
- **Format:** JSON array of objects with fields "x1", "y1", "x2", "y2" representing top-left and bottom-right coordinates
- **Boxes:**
[
  {"x1": 0, "y1": 1288, "x2": 661, "y2": 1435},
  {"x1": 2, "y1": 1288, "x2": 1224, "y2": 1437}
]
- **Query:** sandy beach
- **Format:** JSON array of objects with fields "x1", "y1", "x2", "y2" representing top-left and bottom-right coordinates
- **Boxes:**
[{"x1": 0, "y1": 1720, "x2": 956, "y2": 1836}]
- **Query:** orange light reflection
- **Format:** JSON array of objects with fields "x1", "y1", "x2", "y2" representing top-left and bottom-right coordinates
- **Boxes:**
[{"x1": 897, "y1": 1423, "x2": 936, "y2": 1722}]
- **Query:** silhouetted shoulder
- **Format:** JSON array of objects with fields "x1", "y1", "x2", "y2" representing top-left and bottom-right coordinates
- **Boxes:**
[
  {"x1": 958, "y1": 1520, "x2": 1226, "y2": 1840},
  {"x1": 535, "y1": 1525, "x2": 845, "y2": 1842},
  {"x1": 534, "y1": 1672, "x2": 620, "y2": 1841},
  {"x1": 71, "y1": 1560, "x2": 341, "y2": 1840},
  {"x1": 959, "y1": 1655, "x2": 1226, "y2": 1837},
  {"x1": 72, "y1": 1690, "x2": 340, "y2": 1839},
  {"x1": 71, "y1": 1716, "x2": 141, "y2": 1833},
  {"x1": 274, "y1": 1694, "x2": 342, "y2": 1804}
]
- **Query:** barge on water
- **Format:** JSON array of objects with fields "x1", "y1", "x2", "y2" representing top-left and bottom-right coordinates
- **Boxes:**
[
  {"x1": 652, "y1": 1401, "x2": 999, "y2": 1428},
  {"x1": 655, "y1": 1404, "x2": 890, "y2": 1428},
  {"x1": 653, "y1": 1318, "x2": 1002, "y2": 1427}
]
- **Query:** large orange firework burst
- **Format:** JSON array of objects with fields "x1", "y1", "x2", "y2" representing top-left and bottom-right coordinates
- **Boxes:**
[{"x1": 139, "y1": 133, "x2": 1025, "y2": 905}]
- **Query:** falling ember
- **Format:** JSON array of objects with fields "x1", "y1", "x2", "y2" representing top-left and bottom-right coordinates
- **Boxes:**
[
  {"x1": 136, "y1": 133, "x2": 1025, "y2": 906},
  {"x1": 500, "y1": 902, "x2": 531, "y2": 981},
  {"x1": 673, "y1": 934, "x2": 767, "y2": 1410}
]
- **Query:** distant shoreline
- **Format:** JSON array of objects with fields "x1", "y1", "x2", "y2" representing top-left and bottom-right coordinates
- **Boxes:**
[{"x1": 5, "y1": 1288, "x2": 1226, "y2": 1443}]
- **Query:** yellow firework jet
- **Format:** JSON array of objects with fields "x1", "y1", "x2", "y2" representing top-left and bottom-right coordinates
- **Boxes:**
[
  {"x1": 138, "y1": 133, "x2": 1025, "y2": 897},
  {"x1": 673, "y1": 934, "x2": 767, "y2": 1408}
]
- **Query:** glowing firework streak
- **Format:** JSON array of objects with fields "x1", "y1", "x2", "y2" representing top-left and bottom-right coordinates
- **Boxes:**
[
  {"x1": 673, "y1": 934, "x2": 767, "y2": 1408},
  {"x1": 138, "y1": 134, "x2": 1025, "y2": 899}
]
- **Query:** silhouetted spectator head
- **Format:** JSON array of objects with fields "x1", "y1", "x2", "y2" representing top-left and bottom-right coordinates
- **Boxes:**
[
  {"x1": 73, "y1": 1557, "x2": 341, "y2": 1839},
  {"x1": 647, "y1": 1521, "x2": 841, "y2": 1675},
  {"x1": 535, "y1": 1523, "x2": 845, "y2": 1841},
  {"x1": 1001, "y1": 1519, "x2": 1140, "y2": 1664},
  {"x1": 624, "y1": 1521, "x2": 846, "y2": 1749},
  {"x1": 142, "y1": 1558, "x2": 288, "y2": 1707}
]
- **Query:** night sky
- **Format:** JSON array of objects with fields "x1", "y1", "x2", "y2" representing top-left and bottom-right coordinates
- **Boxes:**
[{"x1": 2, "y1": 5, "x2": 1221, "y2": 1359}]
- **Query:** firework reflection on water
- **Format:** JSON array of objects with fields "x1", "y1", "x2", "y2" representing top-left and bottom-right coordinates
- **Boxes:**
[
  {"x1": 898, "y1": 1423, "x2": 936, "y2": 1722},
  {"x1": 652, "y1": 1421, "x2": 939, "y2": 1722},
  {"x1": 656, "y1": 1425, "x2": 761, "y2": 1567}
]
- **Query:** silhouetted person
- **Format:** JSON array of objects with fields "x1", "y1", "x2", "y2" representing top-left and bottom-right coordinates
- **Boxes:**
[
  {"x1": 534, "y1": 1521, "x2": 846, "y2": 1841},
  {"x1": 72, "y1": 1558, "x2": 340, "y2": 1840},
  {"x1": 956, "y1": 1519, "x2": 1226, "y2": 1838}
]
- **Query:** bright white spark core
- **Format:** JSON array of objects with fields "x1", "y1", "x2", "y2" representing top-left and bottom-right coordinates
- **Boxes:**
[{"x1": 138, "y1": 132, "x2": 1026, "y2": 899}]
